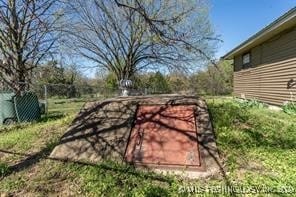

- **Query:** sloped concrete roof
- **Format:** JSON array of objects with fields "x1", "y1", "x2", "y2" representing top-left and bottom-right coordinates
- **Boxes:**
[{"x1": 50, "y1": 95, "x2": 221, "y2": 178}]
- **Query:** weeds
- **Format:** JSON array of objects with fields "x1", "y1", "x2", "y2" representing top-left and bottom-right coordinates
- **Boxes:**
[
  {"x1": 208, "y1": 98, "x2": 296, "y2": 189},
  {"x1": 0, "y1": 163, "x2": 10, "y2": 178},
  {"x1": 282, "y1": 102, "x2": 296, "y2": 115},
  {"x1": 234, "y1": 98, "x2": 268, "y2": 109}
]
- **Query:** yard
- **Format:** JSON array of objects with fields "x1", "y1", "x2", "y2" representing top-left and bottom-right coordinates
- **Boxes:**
[{"x1": 0, "y1": 97, "x2": 295, "y2": 196}]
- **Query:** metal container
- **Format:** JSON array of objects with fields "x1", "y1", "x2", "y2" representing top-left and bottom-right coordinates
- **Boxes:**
[
  {"x1": 0, "y1": 92, "x2": 17, "y2": 125},
  {"x1": 14, "y1": 92, "x2": 41, "y2": 122},
  {"x1": 0, "y1": 91, "x2": 42, "y2": 125}
]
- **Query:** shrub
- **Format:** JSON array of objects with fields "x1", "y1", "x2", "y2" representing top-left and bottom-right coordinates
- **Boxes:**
[{"x1": 282, "y1": 102, "x2": 296, "y2": 115}]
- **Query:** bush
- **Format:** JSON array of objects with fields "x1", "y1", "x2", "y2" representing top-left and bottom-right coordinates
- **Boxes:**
[{"x1": 282, "y1": 102, "x2": 296, "y2": 115}]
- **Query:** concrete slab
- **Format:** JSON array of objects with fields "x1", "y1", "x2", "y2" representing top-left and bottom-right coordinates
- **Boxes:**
[{"x1": 50, "y1": 95, "x2": 222, "y2": 178}]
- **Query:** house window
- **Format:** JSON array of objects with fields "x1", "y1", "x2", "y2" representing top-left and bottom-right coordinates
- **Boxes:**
[{"x1": 242, "y1": 52, "x2": 251, "y2": 67}]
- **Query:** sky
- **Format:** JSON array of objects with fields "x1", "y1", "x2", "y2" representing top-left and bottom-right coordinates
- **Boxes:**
[{"x1": 210, "y1": 0, "x2": 296, "y2": 58}]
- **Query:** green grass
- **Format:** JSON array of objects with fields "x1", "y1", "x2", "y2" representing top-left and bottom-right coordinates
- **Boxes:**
[
  {"x1": 0, "y1": 97, "x2": 296, "y2": 196},
  {"x1": 47, "y1": 98, "x2": 91, "y2": 115},
  {"x1": 207, "y1": 98, "x2": 296, "y2": 190}
]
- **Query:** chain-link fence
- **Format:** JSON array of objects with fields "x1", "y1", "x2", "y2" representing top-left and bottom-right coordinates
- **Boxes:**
[
  {"x1": 39, "y1": 84, "x2": 164, "y2": 114},
  {"x1": 35, "y1": 83, "x2": 200, "y2": 115},
  {"x1": 38, "y1": 83, "x2": 119, "y2": 115},
  {"x1": 0, "y1": 81, "x2": 213, "y2": 126},
  {"x1": 0, "y1": 82, "x2": 120, "y2": 125}
]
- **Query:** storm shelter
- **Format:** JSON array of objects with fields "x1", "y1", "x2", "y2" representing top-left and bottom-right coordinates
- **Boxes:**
[{"x1": 50, "y1": 95, "x2": 220, "y2": 178}]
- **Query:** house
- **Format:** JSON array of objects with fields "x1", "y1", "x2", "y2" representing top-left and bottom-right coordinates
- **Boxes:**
[{"x1": 223, "y1": 7, "x2": 296, "y2": 106}]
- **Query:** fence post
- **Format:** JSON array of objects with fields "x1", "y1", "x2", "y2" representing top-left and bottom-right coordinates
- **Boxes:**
[{"x1": 44, "y1": 84, "x2": 48, "y2": 114}]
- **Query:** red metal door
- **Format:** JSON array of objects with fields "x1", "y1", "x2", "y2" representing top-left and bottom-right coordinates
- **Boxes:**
[{"x1": 125, "y1": 105, "x2": 201, "y2": 169}]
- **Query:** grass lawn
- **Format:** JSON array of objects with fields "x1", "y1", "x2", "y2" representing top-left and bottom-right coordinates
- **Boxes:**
[
  {"x1": 0, "y1": 97, "x2": 295, "y2": 196},
  {"x1": 47, "y1": 97, "x2": 96, "y2": 115}
]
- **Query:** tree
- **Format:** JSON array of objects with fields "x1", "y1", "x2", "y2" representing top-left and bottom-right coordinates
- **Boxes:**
[
  {"x1": 32, "y1": 61, "x2": 85, "y2": 98},
  {"x1": 148, "y1": 71, "x2": 171, "y2": 94},
  {"x1": 191, "y1": 60, "x2": 233, "y2": 95},
  {"x1": 33, "y1": 61, "x2": 81, "y2": 85},
  {"x1": 0, "y1": 0, "x2": 63, "y2": 92},
  {"x1": 167, "y1": 71, "x2": 191, "y2": 94},
  {"x1": 104, "y1": 72, "x2": 118, "y2": 90},
  {"x1": 65, "y1": 0, "x2": 217, "y2": 84}
]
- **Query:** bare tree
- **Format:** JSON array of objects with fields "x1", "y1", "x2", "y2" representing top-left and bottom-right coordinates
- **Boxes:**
[
  {"x1": 0, "y1": 0, "x2": 63, "y2": 92},
  {"x1": 114, "y1": 0, "x2": 218, "y2": 61},
  {"x1": 66, "y1": 0, "x2": 218, "y2": 82}
]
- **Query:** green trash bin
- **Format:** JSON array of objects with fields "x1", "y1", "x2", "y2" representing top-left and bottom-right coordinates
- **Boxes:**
[
  {"x1": 0, "y1": 91, "x2": 42, "y2": 125},
  {"x1": 14, "y1": 92, "x2": 41, "y2": 122},
  {"x1": 0, "y1": 92, "x2": 17, "y2": 125}
]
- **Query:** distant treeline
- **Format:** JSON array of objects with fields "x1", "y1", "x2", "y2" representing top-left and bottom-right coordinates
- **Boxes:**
[{"x1": 31, "y1": 60, "x2": 233, "y2": 98}]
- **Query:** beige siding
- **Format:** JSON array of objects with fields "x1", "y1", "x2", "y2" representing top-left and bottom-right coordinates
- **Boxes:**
[
  {"x1": 234, "y1": 27, "x2": 296, "y2": 70},
  {"x1": 233, "y1": 26, "x2": 296, "y2": 105},
  {"x1": 261, "y1": 27, "x2": 296, "y2": 64},
  {"x1": 234, "y1": 57, "x2": 296, "y2": 106}
]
